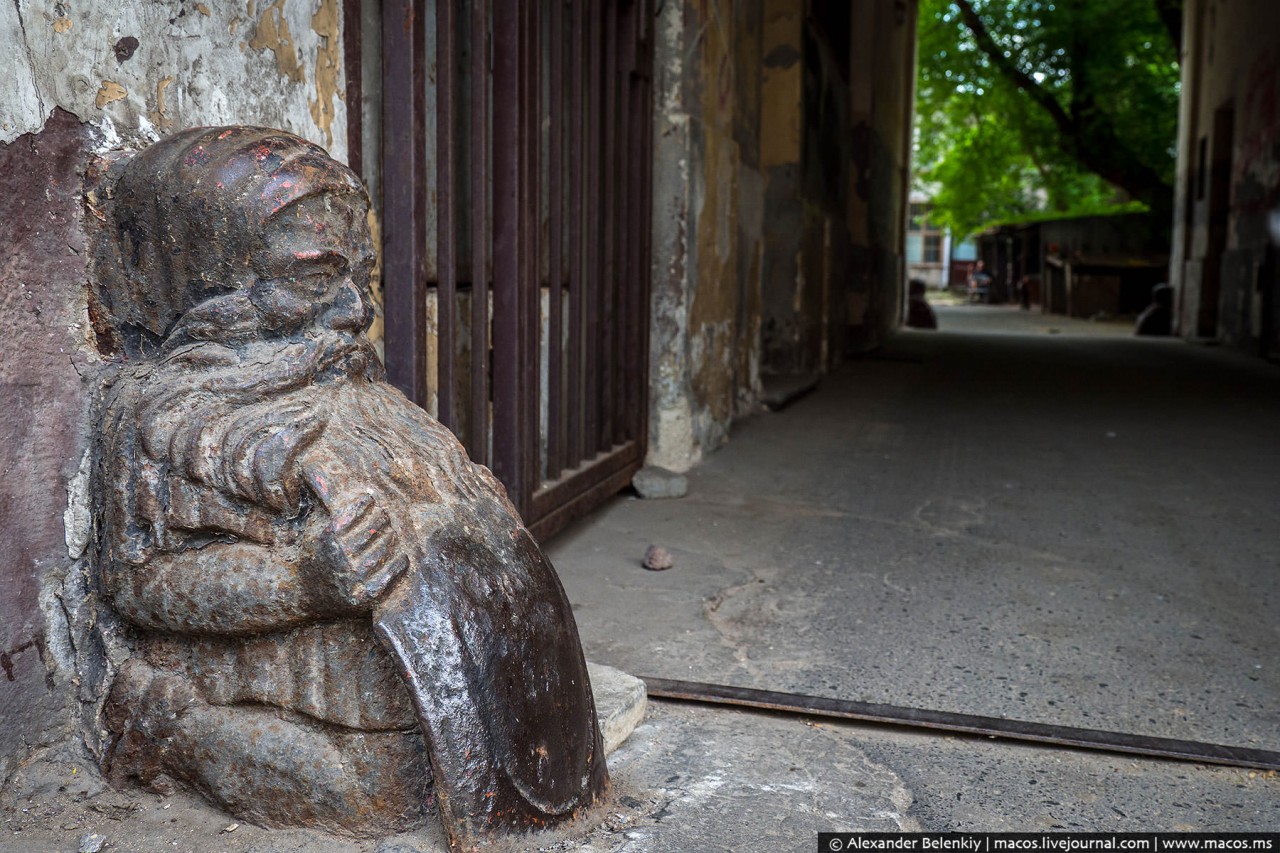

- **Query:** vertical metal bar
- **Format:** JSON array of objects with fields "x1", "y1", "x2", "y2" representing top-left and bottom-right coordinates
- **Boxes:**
[
  {"x1": 470, "y1": 0, "x2": 490, "y2": 465},
  {"x1": 599, "y1": 0, "x2": 618, "y2": 451},
  {"x1": 343, "y1": 0, "x2": 362, "y2": 176},
  {"x1": 522, "y1": 0, "x2": 541, "y2": 502},
  {"x1": 622, "y1": 1, "x2": 643, "y2": 443},
  {"x1": 637, "y1": 14, "x2": 655, "y2": 450},
  {"x1": 382, "y1": 0, "x2": 428, "y2": 408},
  {"x1": 583, "y1": 0, "x2": 602, "y2": 458},
  {"x1": 566, "y1": 0, "x2": 585, "y2": 470},
  {"x1": 492, "y1": 0, "x2": 523, "y2": 505},
  {"x1": 613, "y1": 0, "x2": 636, "y2": 446},
  {"x1": 547, "y1": 0, "x2": 564, "y2": 481},
  {"x1": 436, "y1": 0, "x2": 457, "y2": 432}
]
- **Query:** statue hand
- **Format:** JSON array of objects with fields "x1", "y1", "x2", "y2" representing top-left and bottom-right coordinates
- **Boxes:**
[{"x1": 313, "y1": 493, "x2": 409, "y2": 608}]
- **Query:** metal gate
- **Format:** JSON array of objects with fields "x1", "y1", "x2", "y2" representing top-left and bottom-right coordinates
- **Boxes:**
[{"x1": 381, "y1": 0, "x2": 653, "y2": 540}]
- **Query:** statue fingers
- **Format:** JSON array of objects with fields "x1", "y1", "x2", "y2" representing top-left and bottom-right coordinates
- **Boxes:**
[{"x1": 325, "y1": 496, "x2": 408, "y2": 606}]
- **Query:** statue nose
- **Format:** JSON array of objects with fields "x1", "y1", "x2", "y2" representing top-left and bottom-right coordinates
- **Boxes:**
[{"x1": 326, "y1": 279, "x2": 372, "y2": 333}]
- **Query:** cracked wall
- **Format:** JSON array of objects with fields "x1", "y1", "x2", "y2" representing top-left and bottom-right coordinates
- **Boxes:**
[
  {"x1": 762, "y1": 0, "x2": 916, "y2": 371},
  {"x1": 0, "y1": 0, "x2": 349, "y2": 785},
  {"x1": 1, "y1": 109, "x2": 98, "y2": 788}
]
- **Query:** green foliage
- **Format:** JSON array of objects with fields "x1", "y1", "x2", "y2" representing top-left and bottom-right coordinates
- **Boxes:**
[{"x1": 915, "y1": 0, "x2": 1181, "y2": 238}]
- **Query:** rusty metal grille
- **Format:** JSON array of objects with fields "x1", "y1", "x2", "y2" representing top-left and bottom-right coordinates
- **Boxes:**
[{"x1": 382, "y1": 0, "x2": 653, "y2": 540}]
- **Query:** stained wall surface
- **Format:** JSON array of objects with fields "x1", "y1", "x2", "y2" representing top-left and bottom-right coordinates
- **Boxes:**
[
  {"x1": 649, "y1": 0, "x2": 768, "y2": 472},
  {"x1": 0, "y1": 0, "x2": 348, "y2": 785},
  {"x1": 648, "y1": 0, "x2": 917, "y2": 471},
  {"x1": 1171, "y1": 0, "x2": 1280, "y2": 354}
]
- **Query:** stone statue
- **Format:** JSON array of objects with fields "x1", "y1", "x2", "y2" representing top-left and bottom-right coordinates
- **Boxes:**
[{"x1": 89, "y1": 126, "x2": 608, "y2": 850}]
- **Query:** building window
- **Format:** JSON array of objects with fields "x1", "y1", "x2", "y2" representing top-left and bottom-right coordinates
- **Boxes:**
[
  {"x1": 908, "y1": 202, "x2": 927, "y2": 232},
  {"x1": 906, "y1": 233, "x2": 924, "y2": 264},
  {"x1": 923, "y1": 233, "x2": 943, "y2": 264}
]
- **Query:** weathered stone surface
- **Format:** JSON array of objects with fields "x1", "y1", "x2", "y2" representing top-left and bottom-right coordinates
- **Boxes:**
[
  {"x1": 0, "y1": 108, "x2": 95, "y2": 787},
  {"x1": 586, "y1": 663, "x2": 648, "y2": 755},
  {"x1": 77, "y1": 832, "x2": 106, "y2": 853},
  {"x1": 89, "y1": 127, "x2": 606, "y2": 850},
  {"x1": 631, "y1": 466, "x2": 688, "y2": 500}
]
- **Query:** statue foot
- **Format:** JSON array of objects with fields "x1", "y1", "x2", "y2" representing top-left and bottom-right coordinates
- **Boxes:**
[{"x1": 103, "y1": 657, "x2": 432, "y2": 836}]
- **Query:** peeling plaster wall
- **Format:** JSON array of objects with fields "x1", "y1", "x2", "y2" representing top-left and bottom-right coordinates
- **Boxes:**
[
  {"x1": 648, "y1": 0, "x2": 765, "y2": 473},
  {"x1": 759, "y1": 0, "x2": 807, "y2": 373},
  {"x1": 841, "y1": 0, "x2": 915, "y2": 355},
  {"x1": 0, "y1": 109, "x2": 96, "y2": 789},
  {"x1": 845, "y1": 0, "x2": 917, "y2": 351},
  {"x1": 648, "y1": 0, "x2": 916, "y2": 469},
  {"x1": 1, "y1": 0, "x2": 347, "y2": 158},
  {"x1": 1171, "y1": 0, "x2": 1280, "y2": 354},
  {"x1": 0, "y1": 0, "x2": 349, "y2": 785}
]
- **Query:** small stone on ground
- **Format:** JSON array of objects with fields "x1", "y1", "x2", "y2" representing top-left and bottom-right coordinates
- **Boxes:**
[
  {"x1": 641, "y1": 545, "x2": 673, "y2": 571},
  {"x1": 78, "y1": 834, "x2": 106, "y2": 853}
]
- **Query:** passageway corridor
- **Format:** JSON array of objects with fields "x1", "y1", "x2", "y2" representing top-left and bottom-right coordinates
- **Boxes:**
[{"x1": 548, "y1": 305, "x2": 1280, "y2": 843}]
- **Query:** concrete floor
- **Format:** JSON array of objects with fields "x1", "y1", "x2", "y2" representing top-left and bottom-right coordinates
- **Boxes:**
[
  {"x1": 5, "y1": 305, "x2": 1278, "y2": 852},
  {"x1": 545, "y1": 303, "x2": 1280, "y2": 843}
]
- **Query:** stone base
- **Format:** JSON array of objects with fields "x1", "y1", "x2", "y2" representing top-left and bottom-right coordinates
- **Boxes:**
[
  {"x1": 760, "y1": 372, "x2": 819, "y2": 411},
  {"x1": 631, "y1": 466, "x2": 689, "y2": 499},
  {"x1": 587, "y1": 662, "x2": 648, "y2": 755}
]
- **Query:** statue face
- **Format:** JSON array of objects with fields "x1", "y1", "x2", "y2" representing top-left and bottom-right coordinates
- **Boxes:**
[
  {"x1": 96, "y1": 126, "x2": 375, "y2": 351},
  {"x1": 248, "y1": 192, "x2": 376, "y2": 338}
]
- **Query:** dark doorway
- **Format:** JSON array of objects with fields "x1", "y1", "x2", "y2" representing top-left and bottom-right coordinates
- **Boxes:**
[{"x1": 1197, "y1": 102, "x2": 1234, "y2": 338}]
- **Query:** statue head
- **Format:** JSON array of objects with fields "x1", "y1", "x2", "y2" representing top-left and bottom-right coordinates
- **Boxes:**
[{"x1": 94, "y1": 126, "x2": 374, "y2": 356}]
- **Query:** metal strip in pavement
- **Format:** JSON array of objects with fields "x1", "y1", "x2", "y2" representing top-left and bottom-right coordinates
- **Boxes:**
[{"x1": 642, "y1": 677, "x2": 1280, "y2": 771}]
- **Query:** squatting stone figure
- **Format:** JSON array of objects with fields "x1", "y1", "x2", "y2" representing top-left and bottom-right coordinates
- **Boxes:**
[{"x1": 89, "y1": 126, "x2": 607, "y2": 850}]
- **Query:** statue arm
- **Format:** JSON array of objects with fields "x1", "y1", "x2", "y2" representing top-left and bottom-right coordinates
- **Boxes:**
[{"x1": 106, "y1": 539, "x2": 350, "y2": 635}]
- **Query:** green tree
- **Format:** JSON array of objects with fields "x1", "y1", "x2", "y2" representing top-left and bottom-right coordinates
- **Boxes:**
[{"x1": 915, "y1": 0, "x2": 1182, "y2": 238}]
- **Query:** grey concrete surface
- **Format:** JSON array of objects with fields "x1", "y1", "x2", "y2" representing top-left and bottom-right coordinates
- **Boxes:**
[
  {"x1": 547, "y1": 303, "x2": 1280, "y2": 838},
  {"x1": 5, "y1": 304, "x2": 1278, "y2": 851}
]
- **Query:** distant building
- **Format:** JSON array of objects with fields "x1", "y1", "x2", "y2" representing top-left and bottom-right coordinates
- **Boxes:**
[
  {"x1": 906, "y1": 197, "x2": 951, "y2": 289},
  {"x1": 950, "y1": 236, "x2": 979, "y2": 294},
  {"x1": 973, "y1": 212, "x2": 1168, "y2": 315}
]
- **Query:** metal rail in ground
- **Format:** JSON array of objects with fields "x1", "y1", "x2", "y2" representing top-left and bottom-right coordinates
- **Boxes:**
[{"x1": 643, "y1": 677, "x2": 1280, "y2": 772}]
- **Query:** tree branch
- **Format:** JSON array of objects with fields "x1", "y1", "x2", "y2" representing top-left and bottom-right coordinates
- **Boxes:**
[
  {"x1": 953, "y1": 0, "x2": 1074, "y2": 136},
  {"x1": 953, "y1": 0, "x2": 1173, "y2": 211}
]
